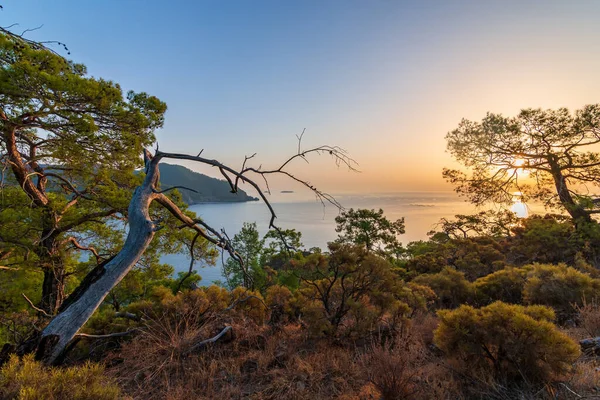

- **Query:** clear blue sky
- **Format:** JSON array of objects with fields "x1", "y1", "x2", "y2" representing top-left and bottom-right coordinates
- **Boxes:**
[{"x1": 4, "y1": 1, "x2": 600, "y2": 194}]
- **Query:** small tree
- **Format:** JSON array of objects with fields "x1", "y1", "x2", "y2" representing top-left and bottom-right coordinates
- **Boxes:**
[
  {"x1": 334, "y1": 208, "x2": 405, "y2": 257},
  {"x1": 295, "y1": 243, "x2": 407, "y2": 336},
  {"x1": 222, "y1": 222, "x2": 264, "y2": 290}
]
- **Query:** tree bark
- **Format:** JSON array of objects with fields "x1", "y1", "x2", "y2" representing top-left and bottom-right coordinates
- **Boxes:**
[{"x1": 38, "y1": 235, "x2": 66, "y2": 315}]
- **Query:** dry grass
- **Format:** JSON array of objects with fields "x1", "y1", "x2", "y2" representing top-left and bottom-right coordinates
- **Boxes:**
[
  {"x1": 107, "y1": 305, "x2": 593, "y2": 400},
  {"x1": 575, "y1": 298, "x2": 600, "y2": 338},
  {"x1": 111, "y1": 319, "x2": 370, "y2": 399}
]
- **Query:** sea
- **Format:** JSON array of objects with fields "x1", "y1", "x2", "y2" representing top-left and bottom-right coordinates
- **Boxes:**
[{"x1": 161, "y1": 191, "x2": 534, "y2": 284}]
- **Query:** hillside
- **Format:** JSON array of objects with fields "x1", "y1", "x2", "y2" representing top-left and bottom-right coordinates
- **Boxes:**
[{"x1": 159, "y1": 163, "x2": 258, "y2": 204}]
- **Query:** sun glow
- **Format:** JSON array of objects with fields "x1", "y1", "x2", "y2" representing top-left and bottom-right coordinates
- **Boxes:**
[{"x1": 513, "y1": 158, "x2": 526, "y2": 167}]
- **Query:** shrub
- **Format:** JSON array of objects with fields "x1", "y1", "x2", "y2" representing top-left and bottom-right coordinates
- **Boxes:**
[
  {"x1": 265, "y1": 285, "x2": 293, "y2": 325},
  {"x1": 295, "y1": 243, "x2": 408, "y2": 337},
  {"x1": 508, "y1": 214, "x2": 577, "y2": 265},
  {"x1": 473, "y1": 267, "x2": 528, "y2": 305},
  {"x1": 229, "y1": 287, "x2": 267, "y2": 324},
  {"x1": 523, "y1": 263, "x2": 600, "y2": 320},
  {"x1": 435, "y1": 302, "x2": 580, "y2": 384},
  {"x1": 358, "y1": 337, "x2": 426, "y2": 400},
  {"x1": 0, "y1": 354, "x2": 123, "y2": 400},
  {"x1": 413, "y1": 267, "x2": 472, "y2": 308},
  {"x1": 574, "y1": 298, "x2": 600, "y2": 337}
]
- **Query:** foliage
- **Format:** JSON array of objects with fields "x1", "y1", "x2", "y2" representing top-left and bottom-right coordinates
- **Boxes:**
[
  {"x1": 294, "y1": 243, "x2": 409, "y2": 337},
  {"x1": 405, "y1": 236, "x2": 506, "y2": 280},
  {"x1": 334, "y1": 208, "x2": 405, "y2": 257},
  {"x1": 473, "y1": 267, "x2": 528, "y2": 306},
  {"x1": 413, "y1": 267, "x2": 472, "y2": 308},
  {"x1": 523, "y1": 263, "x2": 600, "y2": 320},
  {"x1": 430, "y1": 210, "x2": 518, "y2": 240},
  {"x1": 264, "y1": 285, "x2": 294, "y2": 325},
  {"x1": 222, "y1": 223, "x2": 306, "y2": 292},
  {"x1": 0, "y1": 354, "x2": 123, "y2": 400},
  {"x1": 222, "y1": 222, "x2": 264, "y2": 290},
  {"x1": 444, "y1": 105, "x2": 600, "y2": 223},
  {"x1": 0, "y1": 31, "x2": 218, "y2": 315},
  {"x1": 508, "y1": 214, "x2": 579, "y2": 265},
  {"x1": 435, "y1": 302, "x2": 580, "y2": 383}
]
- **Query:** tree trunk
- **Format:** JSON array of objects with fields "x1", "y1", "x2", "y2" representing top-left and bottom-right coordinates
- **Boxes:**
[
  {"x1": 38, "y1": 235, "x2": 66, "y2": 314},
  {"x1": 40, "y1": 268, "x2": 66, "y2": 315},
  {"x1": 33, "y1": 156, "x2": 160, "y2": 364},
  {"x1": 549, "y1": 156, "x2": 592, "y2": 224}
]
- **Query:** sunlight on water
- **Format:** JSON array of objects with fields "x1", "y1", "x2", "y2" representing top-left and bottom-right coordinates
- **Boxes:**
[{"x1": 510, "y1": 192, "x2": 529, "y2": 218}]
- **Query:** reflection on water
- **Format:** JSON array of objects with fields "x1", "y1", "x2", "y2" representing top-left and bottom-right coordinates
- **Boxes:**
[
  {"x1": 511, "y1": 192, "x2": 529, "y2": 218},
  {"x1": 160, "y1": 192, "x2": 533, "y2": 284}
]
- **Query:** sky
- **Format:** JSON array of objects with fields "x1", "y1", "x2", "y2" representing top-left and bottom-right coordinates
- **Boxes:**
[{"x1": 4, "y1": 0, "x2": 600, "y2": 197}]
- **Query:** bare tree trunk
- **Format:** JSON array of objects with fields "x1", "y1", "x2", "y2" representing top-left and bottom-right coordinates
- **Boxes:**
[{"x1": 33, "y1": 157, "x2": 160, "y2": 364}]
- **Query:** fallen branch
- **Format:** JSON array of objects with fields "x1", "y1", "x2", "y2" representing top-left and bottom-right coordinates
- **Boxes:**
[
  {"x1": 75, "y1": 328, "x2": 140, "y2": 339},
  {"x1": 185, "y1": 326, "x2": 233, "y2": 354}
]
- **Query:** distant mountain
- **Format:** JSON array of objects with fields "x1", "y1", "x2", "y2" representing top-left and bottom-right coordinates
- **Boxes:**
[{"x1": 159, "y1": 163, "x2": 258, "y2": 204}]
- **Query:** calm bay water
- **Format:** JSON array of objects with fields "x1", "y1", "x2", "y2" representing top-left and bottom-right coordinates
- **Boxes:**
[{"x1": 161, "y1": 192, "x2": 523, "y2": 284}]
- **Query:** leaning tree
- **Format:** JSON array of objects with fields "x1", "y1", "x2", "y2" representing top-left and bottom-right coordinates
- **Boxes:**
[
  {"x1": 32, "y1": 144, "x2": 355, "y2": 364},
  {"x1": 444, "y1": 105, "x2": 600, "y2": 224}
]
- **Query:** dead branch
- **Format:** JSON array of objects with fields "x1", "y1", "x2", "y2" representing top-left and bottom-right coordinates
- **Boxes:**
[
  {"x1": 184, "y1": 326, "x2": 233, "y2": 354},
  {"x1": 155, "y1": 141, "x2": 356, "y2": 261},
  {"x1": 154, "y1": 193, "x2": 252, "y2": 288},
  {"x1": 75, "y1": 328, "x2": 139, "y2": 339},
  {"x1": 21, "y1": 293, "x2": 52, "y2": 318}
]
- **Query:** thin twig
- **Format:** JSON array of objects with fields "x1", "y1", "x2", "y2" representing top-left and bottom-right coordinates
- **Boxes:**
[{"x1": 21, "y1": 293, "x2": 52, "y2": 318}]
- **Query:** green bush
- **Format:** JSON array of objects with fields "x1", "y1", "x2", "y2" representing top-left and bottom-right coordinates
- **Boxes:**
[
  {"x1": 413, "y1": 267, "x2": 472, "y2": 308},
  {"x1": 294, "y1": 243, "x2": 409, "y2": 337},
  {"x1": 435, "y1": 302, "x2": 580, "y2": 384},
  {"x1": 523, "y1": 263, "x2": 600, "y2": 320},
  {"x1": 0, "y1": 354, "x2": 123, "y2": 400},
  {"x1": 473, "y1": 267, "x2": 528, "y2": 305}
]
